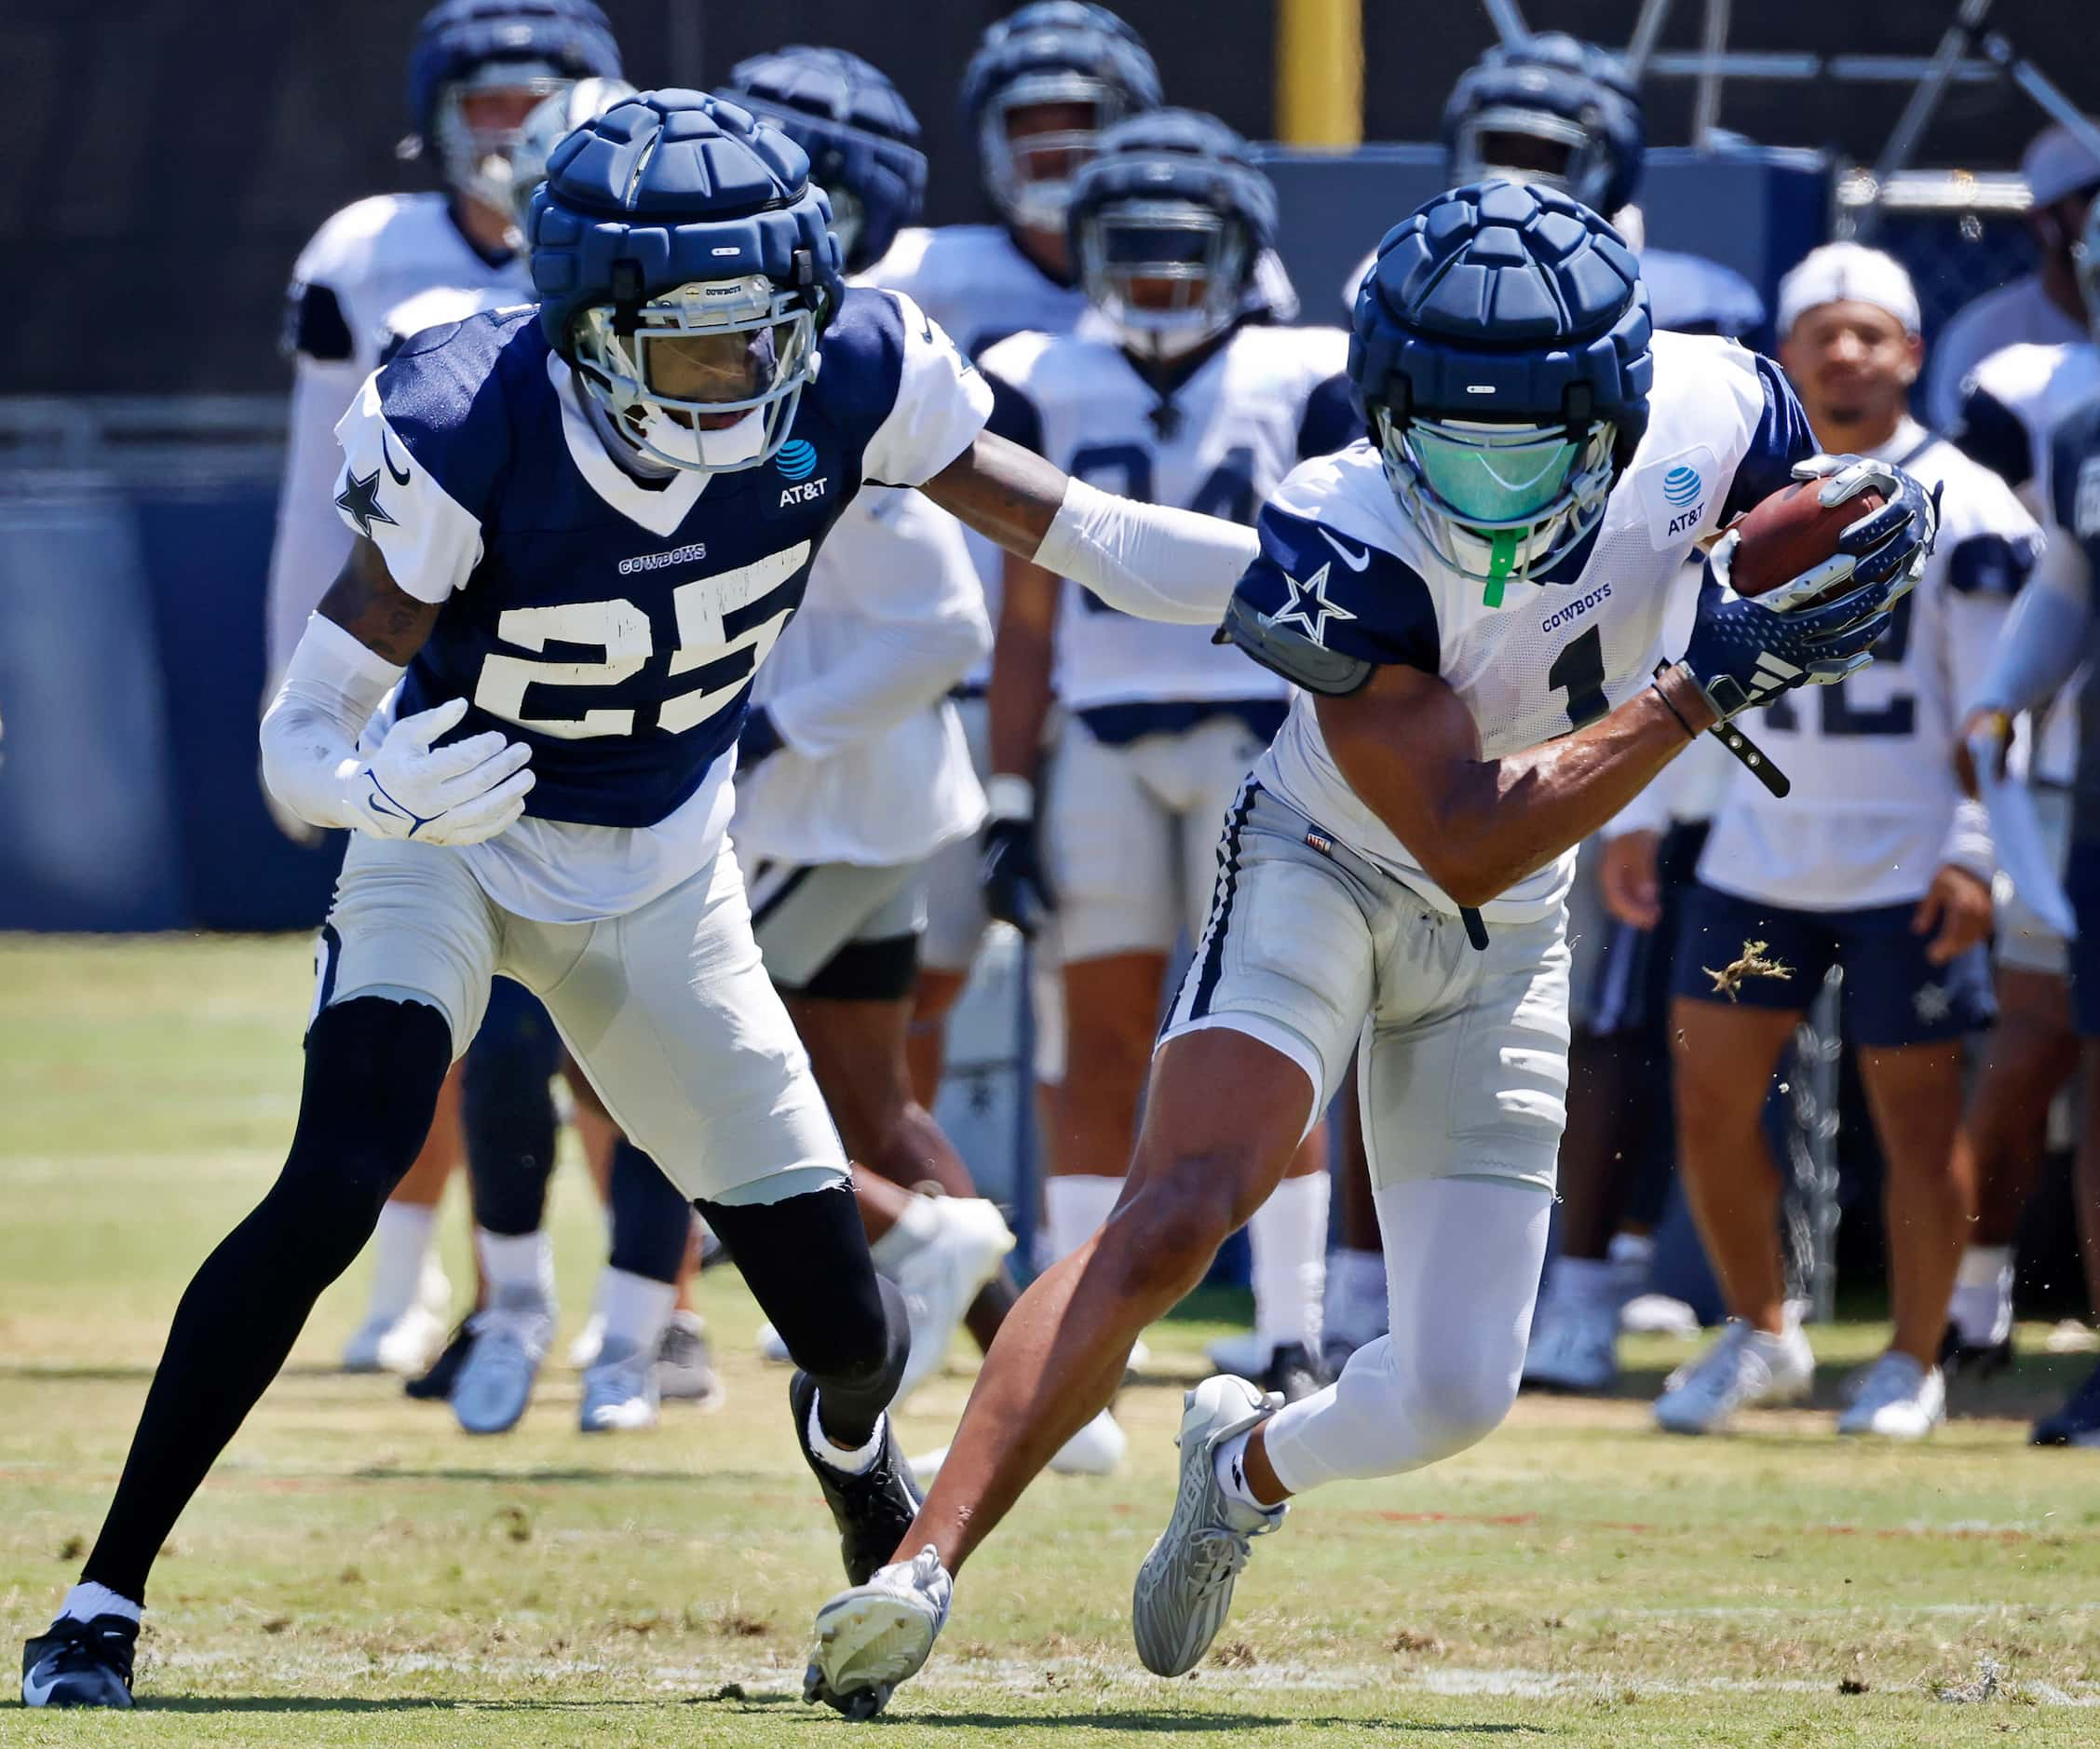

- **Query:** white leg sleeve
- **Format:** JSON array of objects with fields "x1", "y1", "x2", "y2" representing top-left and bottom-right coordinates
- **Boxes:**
[
  {"x1": 1250, "y1": 1171, "x2": 1329, "y2": 1355},
  {"x1": 1260, "y1": 1176, "x2": 1551, "y2": 1495}
]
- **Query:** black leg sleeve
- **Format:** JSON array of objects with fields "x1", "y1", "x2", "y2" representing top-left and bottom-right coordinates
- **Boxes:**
[
  {"x1": 461, "y1": 979, "x2": 562, "y2": 1238},
  {"x1": 696, "y1": 1182, "x2": 908, "y2": 1449},
  {"x1": 83, "y1": 997, "x2": 451, "y2": 1602},
  {"x1": 607, "y1": 1139, "x2": 693, "y2": 1284}
]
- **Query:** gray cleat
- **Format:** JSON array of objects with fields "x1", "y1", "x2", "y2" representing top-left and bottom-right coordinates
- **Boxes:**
[{"x1": 1131, "y1": 1374, "x2": 1285, "y2": 1677}]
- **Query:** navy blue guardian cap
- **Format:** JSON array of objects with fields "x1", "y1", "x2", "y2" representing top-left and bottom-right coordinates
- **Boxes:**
[
  {"x1": 960, "y1": 3, "x2": 1162, "y2": 234},
  {"x1": 1442, "y1": 33, "x2": 1645, "y2": 220},
  {"x1": 716, "y1": 47, "x2": 927, "y2": 275},
  {"x1": 1350, "y1": 181, "x2": 1652, "y2": 597},
  {"x1": 532, "y1": 90, "x2": 844, "y2": 476}
]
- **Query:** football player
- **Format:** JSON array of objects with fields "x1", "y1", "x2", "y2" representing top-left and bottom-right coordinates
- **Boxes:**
[
  {"x1": 1925, "y1": 124, "x2": 2100, "y2": 431},
  {"x1": 1962, "y1": 232, "x2": 2100, "y2": 1450},
  {"x1": 268, "y1": 0, "x2": 625, "y2": 1383},
  {"x1": 1649, "y1": 245, "x2": 2038, "y2": 1440},
  {"x1": 19, "y1": 88, "x2": 1305, "y2": 1708},
  {"x1": 975, "y1": 112, "x2": 1354, "y2": 1419},
  {"x1": 871, "y1": 1, "x2": 1166, "y2": 1121},
  {"x1": 803, "y1": 183, "x2": 1934, "y2": 1717},
  {"x1": 1934, "y1": 205, "x2": 2100, "y2": 1376}
]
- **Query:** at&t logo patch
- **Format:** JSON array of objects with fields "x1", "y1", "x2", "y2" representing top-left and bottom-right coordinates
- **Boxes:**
[
  {"x1": 776, "y1": 440, "x2": 819, "y2": 481},
  {"x1": 1662, "y1": 465, "x2": 1701, "y2": 507}
]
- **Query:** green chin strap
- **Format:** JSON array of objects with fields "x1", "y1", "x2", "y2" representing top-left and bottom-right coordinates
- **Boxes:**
[{"x1": 1482, "y1": 528, "x2": 1523, "y2": 609}]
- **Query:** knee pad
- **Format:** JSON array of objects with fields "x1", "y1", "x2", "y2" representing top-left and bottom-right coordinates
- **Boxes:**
[
  {"x1": 282, "y1": 996, "x2": 453, "y2": 1234},
  {"x1": 698, "y1": 1185, "x2": 904, "y2": 1392}
]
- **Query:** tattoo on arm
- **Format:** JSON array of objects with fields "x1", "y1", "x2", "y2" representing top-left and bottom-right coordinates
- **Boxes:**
[
  {"x1": 920, "y1": 431, "x2": 1071, "y2": 559},
  {"x1": 317, "y1": 537, "x2": 440, "y2": 666}
]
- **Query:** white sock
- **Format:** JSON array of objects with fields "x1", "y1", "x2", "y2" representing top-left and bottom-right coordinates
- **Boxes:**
[
  {"x1": 868, "y1": 1194, "x2": 941, "y2": 1274},
  {"x1": 1606, "y1": 1230, "x2": 1655, "y2": 1298},
  {"x1": 1323, "y1": 1246, "x2": 1388, "y2": 1346},
  {"x1": 1044, "y1": 1174, "x2": 1123, "y2": 1265},
  {"x1": 1210, "y1": 1428, "x2": 1280, "y2": 1516},
  {"x1": 1949, "y1": 1244, "x2": 2015, "y2": 1347},
  {"x1": 590, "y1": 1267, "x2": 676, "y2": 1355},
  {"x1": 362, "y1": 1200, "x2": 438, "y2": 1324},
  {"x1": 1252, "y1": 1173, "x2": 1329, "y2": 1354},
  {"x1": 476, "y1": 1227, "x2": 553, "y2": 1304},
  {"x1": 61, "y1": 1581, "x2": 141, "y2": 1626},
  {"x1": 807, "y1": 1395, "x2": 885, "y2": 1474}
]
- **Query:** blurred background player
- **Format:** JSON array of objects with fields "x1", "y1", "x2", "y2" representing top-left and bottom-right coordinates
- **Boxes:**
[
  {"x1": 1654, "y1": 245, "x2": 2037, "y2": 1441},
  {"x1": 977, "y1": 111, "x2": 1352, "y2": 1411},
  {"x1": 263, "y1": 0, "x2": 625, "y2": 1378},
  {"x1": 711, "y1": 46, "x2": 1021, "y2": 1409},
  {"x1": 1937, "y1": 197, "x2": 2100, "y2": 1377},
  {"x1": 1962, "y1": 235, "x2": 2100, "y2": 1445},
  {"x1": 1925, "y1": 125, "x2": 2100, "y2": 432},
  {"x1": 873, "y1": 2, "x2": 1165, "y2": 1142}
]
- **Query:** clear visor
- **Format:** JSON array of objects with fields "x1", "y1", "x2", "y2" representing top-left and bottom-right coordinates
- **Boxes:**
[
  {"x1": 1403, "y1": 419, "x2": 1583, "y2": 526},
  {"x1": 981, "y1": 72, "x2": 1117, "y2": 229},
  {"x1": 1452, "y1": 107, "x2": 1594, "y2": 200},
  {"x1": 572, "y1": 276, "x2": 818, "y2": 474}
]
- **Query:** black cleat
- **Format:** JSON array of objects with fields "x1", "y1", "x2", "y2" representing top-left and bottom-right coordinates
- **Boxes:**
[
  {"x1": 790, "y1": 1370, "x2": 922, "y2": 1586},
  {"x1": 21, "y1": 1614, "x2": 136, "y2": 1708},
  {"x1": 403, "y1": 1317, "x2": 474, "y2": 1401},
  {"x1": 2031, "y1": 1357, "x2": 2100, "y2": 1447},
  {"x1": 1938, "y1": 1322, "x2": 2014, "y2": 1384},
  {"x1": 1260, "y1": 1341, "x2": 1329, "y2": 1405}
]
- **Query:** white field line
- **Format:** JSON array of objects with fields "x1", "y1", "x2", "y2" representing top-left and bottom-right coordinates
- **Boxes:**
[{"x1": 154, "y1": 1648, "x2": 2100, "y2": 1706}]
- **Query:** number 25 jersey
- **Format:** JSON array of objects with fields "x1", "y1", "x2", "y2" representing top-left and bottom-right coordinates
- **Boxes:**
[
  {"x1": 331, "y1": 287, "x2": 992, "y2": 922},
  {"x1": 1233, "y1": 332, "x2": 1816, "y2": 922}
]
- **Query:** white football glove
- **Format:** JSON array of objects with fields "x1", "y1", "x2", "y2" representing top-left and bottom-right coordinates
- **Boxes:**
[{"x1": 341, "y1": 697, "x2": 535, "y2": 847}]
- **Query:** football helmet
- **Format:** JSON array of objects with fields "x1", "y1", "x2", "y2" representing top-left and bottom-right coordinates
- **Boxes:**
[
  {"x1": 532, "y1": 90, "x2": 843, "y2": 476},
  {"x1": 960, "y1": 3, "x2": 1162, "y2": 234},
  {"x1": 715, "y1": 47, "x2": 926, "y2": 275},
  {"x1": 2077, "y1": 195, "x2": 2100, "y2": 338},
  {"x1": 1070, "y1": 110, "x2": 1275, "y2": 362},
  {"x1": 509, "y1": 76, "x2": 638, "y2": 234},
  {"x1": 1442, "y1": 33, "x2": 1645, "y2": 221},
  {"x1": 1349, "y1": 181, "x2": 1652, "y2": 591},
  {"x1": 407, "y1": 0, "x2": 624, "y2": 216}
]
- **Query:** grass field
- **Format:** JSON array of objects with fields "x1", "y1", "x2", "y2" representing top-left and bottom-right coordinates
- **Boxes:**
[{"x1": 4, "y1": 932, "x2": 2099, "y2": 1745}]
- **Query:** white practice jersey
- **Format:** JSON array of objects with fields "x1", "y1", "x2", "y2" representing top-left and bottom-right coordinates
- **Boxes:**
[
  {"x1": 980, "y1": 322, "x2": 1354, "y2": 715},
  {"x1": 1699, "y1": 420, "x2": 2041, "y2": 911},
  {"x1": 733, "y1": 485, "x2": 991, "y2": 868},
  {"x1": 1235, "y1": 332, "x2": 1818, "y2": 922},
  {"x1": 1925, "y1": 274, "x2": 2089, "y2": 433},
  {"x1": 267, "y1": 193, "x2": 530, "y2": 682}
]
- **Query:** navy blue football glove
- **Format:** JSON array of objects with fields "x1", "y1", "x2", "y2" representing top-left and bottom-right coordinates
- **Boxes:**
[
  {"x1": 1674, "y1": 568, "x2": 1899, "y2": 723},
  {"x1": 1744, "y1": 453, "x2": 1941, "y2": 613},
  {"x1": 736, "y1": 705, "x2": 785, "y2": 773},
  {"x1": 981, "y1": 807, "x2": 1053, "y2": 938}
]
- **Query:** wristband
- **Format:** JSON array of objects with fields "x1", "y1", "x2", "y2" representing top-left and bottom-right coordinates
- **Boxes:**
[{"x1": 1649, "y1": 672, "x2": 1700, "y2": 741}]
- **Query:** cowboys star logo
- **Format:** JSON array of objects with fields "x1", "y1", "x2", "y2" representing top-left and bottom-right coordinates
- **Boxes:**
[
  {"x1": 1913, "y1": 982, "x2": 1952, "y2": 1024},
  {"x1": 334, "y1": 465, "x2": 397, "y2": 539},
  {"x1": 1269, "y1": 561, "x2": 1358, "y2": 645}
]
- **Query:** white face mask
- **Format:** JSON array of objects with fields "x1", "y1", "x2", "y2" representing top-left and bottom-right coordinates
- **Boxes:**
[{"x1": 626, "y1": 403, "x2": 770, "y2": 472}]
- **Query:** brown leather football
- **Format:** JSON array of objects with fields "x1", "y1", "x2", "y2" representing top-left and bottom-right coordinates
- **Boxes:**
[{"x1": 1727, "y1": 478, "x2": 1887, "y2": 600}]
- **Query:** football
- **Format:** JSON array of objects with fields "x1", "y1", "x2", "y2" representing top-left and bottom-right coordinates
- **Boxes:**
[{"x1": 1727, "y1": 477, "x2": 1886, "y2": 601}]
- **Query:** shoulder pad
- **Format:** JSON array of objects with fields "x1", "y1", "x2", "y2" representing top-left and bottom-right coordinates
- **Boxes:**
[{"x1": 1216, "y1": 592, "x2": 1373, "y2": 696}]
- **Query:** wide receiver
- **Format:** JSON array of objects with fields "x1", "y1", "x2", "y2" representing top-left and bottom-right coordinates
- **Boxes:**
[
  {"x1": 804, "y1": 181, "x2": 1936, "y2": 1718},
  {"x1": 17, "y1": 90, "x2": 1289, "y2": 1709}
]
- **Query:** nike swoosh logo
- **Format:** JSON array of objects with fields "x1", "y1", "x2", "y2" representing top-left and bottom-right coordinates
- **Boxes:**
[
  {"x1": 1319, "y1": 528, "x2": 1371, "y2": 571},
  {"x1": 380, "y1": 429, "x2": 412, "y2": 486},
  {"x1": 23, "y1": 1661, "x2": 62, "y2": 1706}
]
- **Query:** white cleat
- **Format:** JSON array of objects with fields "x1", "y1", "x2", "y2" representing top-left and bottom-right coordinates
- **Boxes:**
[
  {"x1": 1836, "y1": 1351, "x2": 1944, "y2": 1441},
  {"x1": 567, "y1": 1312, "x2": 605, "y2": 1370},
  {"x1": 892, "y1": 1199, "x2": 1016, "y2": 1403},
  {"x1": 1653, "y1": 1319, "x2": 1814, "y2": 1435},
  {"x1": 806, "y1": 1544, "x2": 953, "y2": 1720},
  {"x1": 1522, "y1": 1294, "x2": 1619, "y2": 1394},
  {"x1": 578, "y1": 1335, "x2": 660, "y2": 1432},
  {"x1": 451, "y1": 1289, "x2": 553, "y2": 1436},
  {"x1": 1620, "y1": 1293, "x2": 1700, "y2": 1337},
  {"x1": 755, "y1": 1321, "x2": 793, "y2": 1364},
  {"x1": 1131, "y1": 1376, "x2": 1285, "y2": 1677},
  {"x1": 911, "y1": 1407, "x2": 1128, "y2": 1486},
  {"x1": 343, "y1": 1257, "x2": 452, "y2": 1375}
]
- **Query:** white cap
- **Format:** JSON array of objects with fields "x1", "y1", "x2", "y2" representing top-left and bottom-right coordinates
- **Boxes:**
[
  {"x1": 2023, "y1": 123, "x2": 2100, "y2": 210},
  {"x1": 1775, "y1": 242, "x2": 1921, "y2": 338}
]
